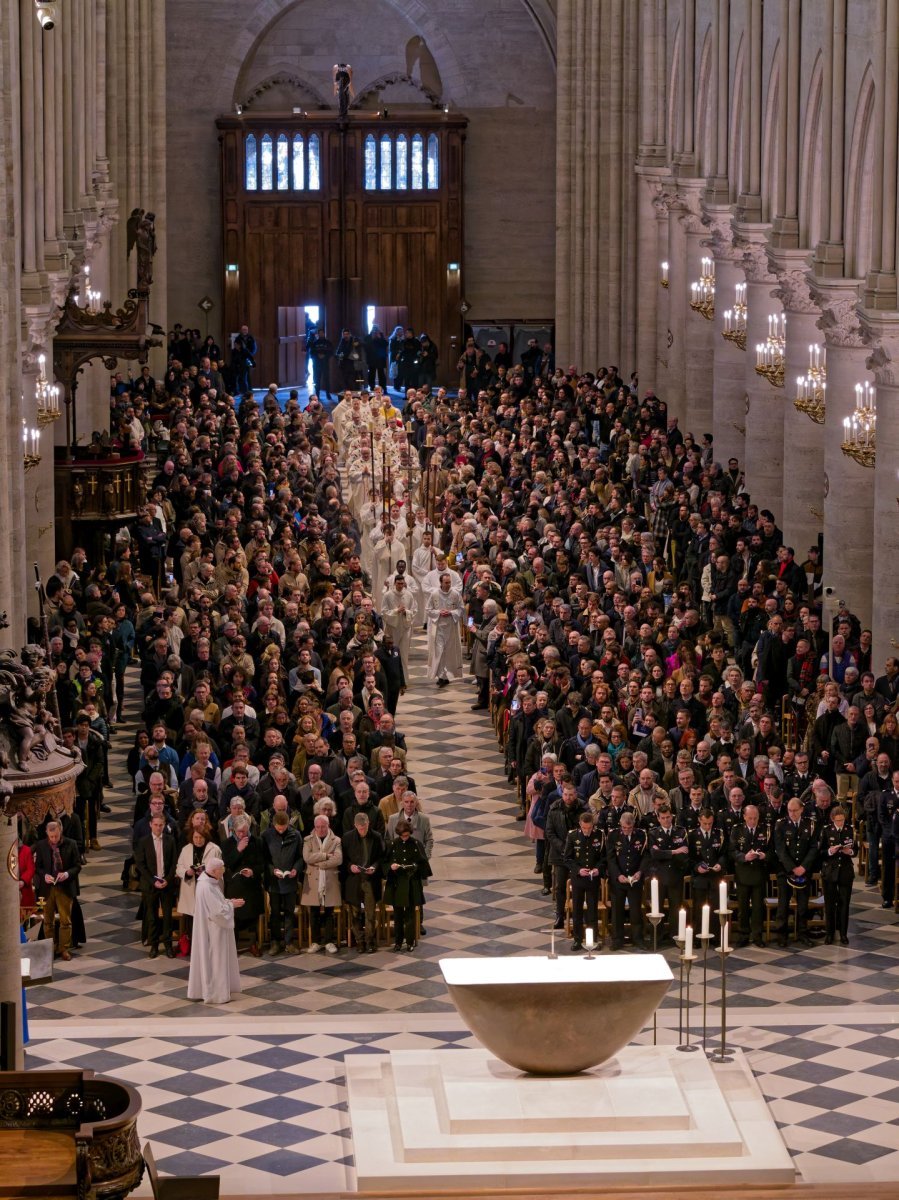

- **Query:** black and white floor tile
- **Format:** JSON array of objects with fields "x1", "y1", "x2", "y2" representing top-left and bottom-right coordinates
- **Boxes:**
[{"x1": 24, "y1": 632, "x2": 899, "y2": 1193}]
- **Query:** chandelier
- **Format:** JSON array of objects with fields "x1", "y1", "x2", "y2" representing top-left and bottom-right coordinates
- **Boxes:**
[
  {"x1": 689, "y1": 256, "x2": 715, "y2": 319},
  {"x1": 35, "y1": 353, "x2": 62, "y2": 426},
  {"x1": 722, "y1": 282, "x2": 747, "y2": 350},
  {"x1": 841, "y1": 380, "x2": 876, "y2": 468},
  {"x1": 793, "y1": 344, "x2": 826, "y2": 423},
  {"x1": 754, "y1": 313, "x2": 786, "y2": 388}
]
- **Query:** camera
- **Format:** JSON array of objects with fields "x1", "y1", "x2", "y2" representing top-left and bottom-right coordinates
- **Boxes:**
[
  {"x1": 35, "y1": 2, "x2": 57, "y2": 30},
  {"x1": 823, "y1": 585, "x2": 835, "y2": 599}
]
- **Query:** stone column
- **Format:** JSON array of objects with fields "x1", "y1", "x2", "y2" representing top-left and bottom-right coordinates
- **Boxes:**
[
  {"x1": 634, "y1": 170, "x2": 668, "y2": 396},
  {"x1": 682, "y1": 201, "x2": 714, "y2": 437},
  {"x1": 737, "y1": 231, "x2": 784, "y2": 521},
  {"x1": 665, "y1": 201, "x2": 688, "y2": 421},
  {"x1": 652, "y1": 188, "x2": 674, "y2": 402},
  {"x1": 771, "y1": 263, "x2": 825, "y2": 555},
  {"x1": 858, "y1": 315, "x2": 899, "y2": 664},
  {"x1": 706, "y1": 245, "x2": 746, "y2": 465},
  {"x1": 813, "y1": 287, "x2": 874, "y2": 629},
  {"x1": 0, "y1": 817, "x2": 23, "y2": 1068}
]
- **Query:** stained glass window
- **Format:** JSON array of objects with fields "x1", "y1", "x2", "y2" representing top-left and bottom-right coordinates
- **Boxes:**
[
  {"x1": 395, "y1": 134, "x2": 408, "y2": 189},
  {"x1": 364, "y1": 134, "x2": 377, "y2": 190},
  {"x1": 260, "y1": 134, "x2": 273, "y2": 190},
  {"x1": 276, "y1": 134, "x2": 289, "y2": 190},
  {"x1": 292, "y1": 134, "x2": 304, "y2": 190},
  {"x1": 427, "y1": 133, "x2": 439, "y2": 189},
  {"x1": 380, "y1": 134, "x2": 392, "y2": 190},
  {"x1": 308, "y1": 134, "x2": 321, "y2": 189},
  {"x1": 411, "y1": 134, "x2": 424, "y2": 189},
  {"x1": 245, "y1": 134, "x2": 258, "y2": 190}
]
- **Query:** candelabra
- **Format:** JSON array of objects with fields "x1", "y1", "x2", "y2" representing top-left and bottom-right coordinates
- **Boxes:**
[
  {"x1": 647, "y1": 911, "x2": 664, "y2": 1046},
  {"x1": 22, "y1": 419, "x2": 41, "y2": 471},
  {"x1": 708, "y1": 909, "x2": 734, "y2": 1064},
  {"x1": 721, "y1": 282, "x2": 747, "y2": 350},
  {"x1": 794, "y1": 343, "x2": 826, "y2": 423},
  {"x1": 689, "y1": 256, "x2": 715, "y2": 320},
  {"x1": 841, "y1": 380, "x2": 876, "y2": 468},
  {"x1": 754, "y1": 312, "x2": 786, "y2": 388},
  {"x1": 659, "y1": 261, "x2": 669, "y2": 289},
  {"x1": 35, "y1": 353, "x2": 62, "y2": 426}
]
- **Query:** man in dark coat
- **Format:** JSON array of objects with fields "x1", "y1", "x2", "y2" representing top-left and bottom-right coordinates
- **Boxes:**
[
  {"x1": 342, "y1": 812, "x2": 384, "y2": 952},
  {"x1": 383, "y1": 818, "x2": 430, "y2": 951},
  {"x1": 262, "y1": 813, "x2": 304, "y2": 955},
  {"x1": 134, "y1": 813, "x2": 178, "y2": 957}
]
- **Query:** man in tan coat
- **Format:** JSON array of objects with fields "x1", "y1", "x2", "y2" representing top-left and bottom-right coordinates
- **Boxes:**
[{"x1": 301, "y1": 814, "x2": 343, "y2": 954}]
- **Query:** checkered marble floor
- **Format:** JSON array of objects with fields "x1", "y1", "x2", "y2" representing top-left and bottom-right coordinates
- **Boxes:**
[{"x1": 24, "y1": 631, "x2": 899, "y2": 1192}]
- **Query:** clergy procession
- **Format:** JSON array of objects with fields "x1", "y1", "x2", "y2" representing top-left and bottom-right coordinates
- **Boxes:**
[{"x1": 24, "y1": 342, "x2": 898, "y2": 1007}]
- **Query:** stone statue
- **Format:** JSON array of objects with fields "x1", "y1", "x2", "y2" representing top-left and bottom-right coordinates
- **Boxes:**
[
  {"x1": 126, "y1": 207, "x2": 156, "y2": 291},
  {"x1": 0, "y1": 648, "x2": 59, "y2": 768},
  {"x1": 333, "y1": 63, "x2": 354, "y2": 118}
]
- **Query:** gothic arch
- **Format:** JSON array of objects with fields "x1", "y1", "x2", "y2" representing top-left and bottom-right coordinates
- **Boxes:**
[
  {"x1": 761, "y1": 40, "x2": 781, "y2": 224},
  {"x1": 728, "y1": 32, "x2": 746, "y2": 203},
  {"x1": 845, "y1": 62, "x2": 877, "y2": 277},
  {"x1": 694, "y1": 24, "x2": 714, "y2": 176},
  {"x1": 223, "y1": 0, "x2": 468, "y2": 112},
  {"x1": 351, "y1": 72, "x2": 443, "y2": 109},
  {"x1": 798, "y1": 51, "x2": 824, "y2": 248},
  {"x1": 240, "y1": 72, "x2": 330, "y2": 110}
]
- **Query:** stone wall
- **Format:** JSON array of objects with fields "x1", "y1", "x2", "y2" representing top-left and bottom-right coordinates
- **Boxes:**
[{"x1": 164, "y1": 0, "x2": 556, "y2": 333}]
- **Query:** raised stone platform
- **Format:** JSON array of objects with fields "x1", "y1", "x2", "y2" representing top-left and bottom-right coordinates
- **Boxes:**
[{"x1": 346, "y1": 1046, "x2": 795, "y2": 1190}]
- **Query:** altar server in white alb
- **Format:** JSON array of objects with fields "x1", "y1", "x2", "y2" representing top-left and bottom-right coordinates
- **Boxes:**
[
  {"x1": 426, "y1": 573, "x2": 463, "y2": 688},
  {"x1": 187, "y1": 855, "x2": 244, "y2": 1005}
]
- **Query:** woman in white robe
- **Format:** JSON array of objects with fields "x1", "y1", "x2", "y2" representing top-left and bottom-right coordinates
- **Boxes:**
[
  {"x1": 426, "y1": 574, "x2": 463, "y2": 687},
  {"x1": 187, "y1": 858, "x2": 243, "y2": 1005}
]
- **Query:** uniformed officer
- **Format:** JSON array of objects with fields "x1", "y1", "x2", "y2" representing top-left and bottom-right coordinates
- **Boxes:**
[
  {"x1": 563, "y1": 811, "x2": 605, "y2": 951},
  {"x1": 688, "y1": 809, "x2": 726, "y2": 929},
  {"x1": 819, "y1": 805, "x2": 857, "y2": 945},
  {"x1": 804, "y1": 779, "x2": 835, "y2": 841},
  {"x1": 606, "y1": 811, "x2": 649, "y2": 951},
  {"x1": 730, "y1": 803, "x2": 769, "y2": 947},
  {"x1": 647, "y1": 805, "x2": 690, "y2": 941},
  {"x1": 680, "y1": 784, "x2": 710, "y2": 833},
  {"x1": 773, "y1": 798, "x2": 818, "y2": 947},
  {"x1": 596, "y1": 784, "x2": 635, "y2": 835},
  {"x1": 715, "y1": 781, "x2": 749, "y2": 868}
]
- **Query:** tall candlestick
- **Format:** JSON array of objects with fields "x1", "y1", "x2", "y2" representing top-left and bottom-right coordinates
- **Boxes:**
[
  {"x1": 700, "y1": 904, "x2": 710, "y2": 938},
  {"x1": 650, "y1": 877, "x2": 660, "y2": 916}
]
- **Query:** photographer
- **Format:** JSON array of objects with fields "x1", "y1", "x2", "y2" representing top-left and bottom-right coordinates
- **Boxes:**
[{"x1": 230, "y1": 323, "x2": 257, "y2": 395}]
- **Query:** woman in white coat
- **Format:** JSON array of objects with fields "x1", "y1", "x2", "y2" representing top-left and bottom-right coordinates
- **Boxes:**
[
  {"x1": 175, "y1": 815, "x2": 221, "y2": 918},
  {"x1": 301, "y1": 814, "x2": 344, "y2": 953},
  {"x1": 426, "y1": 573, "x2": 463, "y2": 688},
  {"x1": 187, "y1": 856, "x2": 244, "y2": 1005}
]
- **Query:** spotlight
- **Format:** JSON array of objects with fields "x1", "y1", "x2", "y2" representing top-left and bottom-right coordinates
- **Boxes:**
[{"x1": 35, "y1": 2, "x2": 57, "y2": 30}]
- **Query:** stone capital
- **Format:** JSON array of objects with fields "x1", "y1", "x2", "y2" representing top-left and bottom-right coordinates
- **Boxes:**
[
  {"x1": 858, "y1": 311, "x2": 899, "y2": 386},
  {"x1": 771, "y1": 268, "x2": 818, "y2": 315},
  {"x1": 700, "y1": 205, "x2": 741, "y2": 263},
  {"x1": 810, "y1": 285, "x2": 865, "y2": 348},
  {"x1": 738, "y1": 240, "x2": 777, "y2": 285},
  {"x1": 651, "y1": 189, "x2": 678, "y2": 220}
]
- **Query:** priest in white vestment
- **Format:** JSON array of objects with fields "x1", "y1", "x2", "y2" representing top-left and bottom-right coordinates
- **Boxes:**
[
  {"x1": 382, "y1": 576, "x2": 416, "y2": 674},
  {"x1": 426, "y1": 574, "x2": 463, "y2": 687},
  {"x1": 371, "y1": 523, "x2": 406, "y2": 601},
  {"x1": 187, "y1": 857, "x2": 244, "y2": 1005},
  {"x1": 411, "y1": 531, "x2": 438, "y2": 627}
]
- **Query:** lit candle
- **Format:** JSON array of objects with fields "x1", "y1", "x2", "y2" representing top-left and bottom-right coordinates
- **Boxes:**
[
  {"x1": 719, "y1": 880, "x2": 728, "y2": 912},
  {"x1": 677, "y1": 907, "x2": 687, "y2": 941},
  {"x1": 700, "y1": 904, "x2": 710, "y2": 938},
  {"x1": 684, "y1": 926, "x2": 693, "y2": 958},
  {"x1": 650, "y1": 877, "x2": 659, "y2": 916},
  {"x1": 22, "y1": 420, "x2": 27, "y2": 447},
  {"x1": 585, "y1": 927, "x2": 594, "y2": 949}
]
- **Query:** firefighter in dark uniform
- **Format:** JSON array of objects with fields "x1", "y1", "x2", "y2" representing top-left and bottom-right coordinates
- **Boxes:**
[
  {"x1": 773, "y1": 798, "x2": 819, "y2": 947},
  {"x1": 730, "y1": 803, "x2": 770, "y2": 947},
  {"x1": 818, "y1": 805, "x2": 857, "y2": 945},
  {"x1": 606, "y1": 811, "x2": 649, "y2": 950},
  {"x1": 647, "y1": 805, "x2": 690, "y2": 942},
  {"x1": 563, "y1": 811, "x2": 605, "y2": 951},
  {"x1": 596, "y1": 785, "x2": 634, "y2": 835},
  {"x1": 688, "y1": 809, "x2": 726, "y2": 930}
]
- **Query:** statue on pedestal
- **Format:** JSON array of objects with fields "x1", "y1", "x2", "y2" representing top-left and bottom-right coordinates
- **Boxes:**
[{"x1": 333, "y1": 63, "x2": 354, "y2": 118}]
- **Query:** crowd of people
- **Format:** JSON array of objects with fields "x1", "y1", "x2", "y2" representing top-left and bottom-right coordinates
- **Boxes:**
[{"x1": 18, "y1": 324, "x2": 899, "y2": 990}]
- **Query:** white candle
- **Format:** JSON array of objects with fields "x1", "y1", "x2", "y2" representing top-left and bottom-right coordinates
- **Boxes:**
[
  {"x1": 677, "y1": 907, "x2": 687, "y2": 941},
  {"x1": 719, "y1": 880, "x2": 728, "y2": 912},
  {"x1": 721, "y1": 921, "x2": 730, "y2": 952},
  {"x1": 585, "y1": 928, "x2": 594, "y2": 948},
  {"x1": 650, "y1": 877, "x2": 660, "y2": 916},
  {"x1": 684, "y1": 926, "x2": 693, "y2": 958},
  {"x1": 700, "y1": 904, "x2": 710, "y2": 938}
]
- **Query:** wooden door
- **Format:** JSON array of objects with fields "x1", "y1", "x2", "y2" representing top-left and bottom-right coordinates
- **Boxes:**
[{"x1": 218, "y1": 113, "x2": 467, "y2": 389}]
